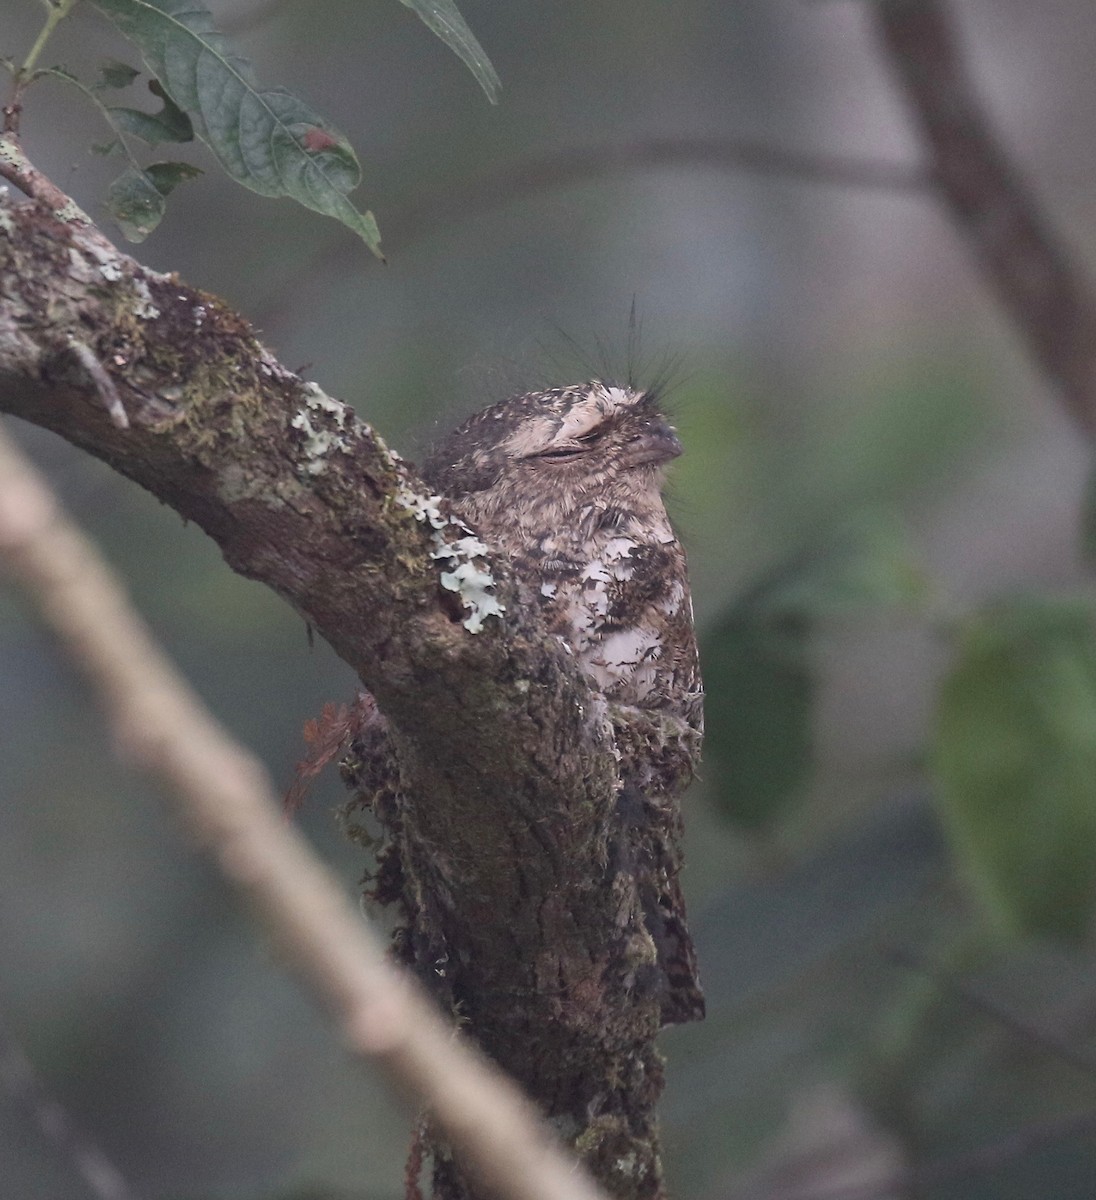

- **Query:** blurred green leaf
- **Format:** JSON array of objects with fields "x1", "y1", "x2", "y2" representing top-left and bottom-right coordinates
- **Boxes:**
[
  {"x1": 105, "y1": 160, "x2": 201, "y2": 240},
  {"x1": 772, "y1": 365, "x2": 990, "y2": 545},
  {"x1": 96, "y1": 59, "x2": 140, "y2": 89},
  {"x1": 105, "y1": 165, "x2": 166, "y2": 241},
  {"x1": 1081, "y1": 458, "x2": 1096, "y2": 569},
  {"x1": 932, "y1": 598, "x2": 1096, "y2": 941},
  {"x1": 91, "y1": 0, "x2": 383, "y2": 257},
  {"x1": 143, "y1": 160, "x2": 203, "y2": 195},
  {"x1": 399, "y1": 0, "x2": 501, "y2": 103},
  {"x1": 703, "y1": 608, "x2": 814, "y2": 830},
  {"x1": 767, "y1": 511, "x2": 926, "y2": 616},
  {"x1": 109, "y1": 79, "x2": 194, "y2": 144}
]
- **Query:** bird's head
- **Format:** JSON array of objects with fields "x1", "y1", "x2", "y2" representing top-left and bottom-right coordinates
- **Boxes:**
[{"x1": 421, "y1": 382, "x2": 681, "y2": 526}]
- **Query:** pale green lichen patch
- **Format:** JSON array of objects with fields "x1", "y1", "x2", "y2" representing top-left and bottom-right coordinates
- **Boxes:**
[
  {"x1": 0, "y1": 137, "x2": 26, "y2": 177},
  {"x1": 396, "y1": 485, "x2": 448, "y2": 529},
  {"x1": 0, "y1": 191, "x2": 15, "y2": 237},
  {"x1": 131, "y1": 277, "x2": 160, "y2": 319},
  {"x1": 397, "y1": 488, "x2": 505, "y2": 633},
  {"x1": 301, "y1": 381, "x2": 349, "y2": 421},
  {"x1": 431, "y1": 535, "x2": 505, "y2": 633},
  {"x1": 53, "y1": 198, "x2": 85, "y2": 224},
  {"x1": 290, "y1": 383, "x2": 353, "y2": 475}
]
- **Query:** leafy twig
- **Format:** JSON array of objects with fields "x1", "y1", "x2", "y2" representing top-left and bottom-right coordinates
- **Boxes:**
[
  {"x1": 3, "y1": 0, "x2": 81, "y2": 133},
  {"x1": 39, "y1": 66, "x2": 143, "y2": 169}
]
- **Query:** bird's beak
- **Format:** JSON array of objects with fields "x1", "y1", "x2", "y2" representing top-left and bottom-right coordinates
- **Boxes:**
[{"x1": 623, "y1": 421, "x2": 683, "y2": 468}]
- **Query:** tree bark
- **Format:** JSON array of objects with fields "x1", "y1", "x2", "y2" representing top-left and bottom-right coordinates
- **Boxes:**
[{"x1": 0, "y1": 192, "x2": 669, "y2": 1199}]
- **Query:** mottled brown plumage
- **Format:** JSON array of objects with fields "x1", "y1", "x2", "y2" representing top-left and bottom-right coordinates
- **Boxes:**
[{"x1": 422, "y1": 381, "x2": 705, "y2": 1024}]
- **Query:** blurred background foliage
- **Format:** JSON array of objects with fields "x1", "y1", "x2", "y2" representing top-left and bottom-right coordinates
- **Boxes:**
[{"x1": 3, "y1": 0, "x2": 1096, "y2": 1197}]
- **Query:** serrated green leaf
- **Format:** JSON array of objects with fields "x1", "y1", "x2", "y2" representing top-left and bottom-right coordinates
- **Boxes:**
[
  {"x1": 702, "y1": 610, "x2": 814, "y2": 831},
  {"x1": 97, "y1": 59, "x2": 141, "y2": 89},
  {"x1": 399, "y1": 0, "x2": 501, "y2": 103},
  {"x1": 1081, "y1": 459, "x2": 1096, "y2": 569},
  {"x1": 144, "y1": 160, "x2": 202, "y2": 195},
  {"x1": 932, "y1": 599, "x2": 1096, "y2": 941},
  {"x1": 91, "y1": 0, "x2": 382, "y2": 257},
  {"x1": 105, "y1": 166, "x2": 166, "y2": 241},
  {"x1": 91, "y1": 139, "x2": 123, "y2": 157}
]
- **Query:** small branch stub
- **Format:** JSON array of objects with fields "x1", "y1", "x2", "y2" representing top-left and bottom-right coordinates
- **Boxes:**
[{"x1": 63, "y1": 340, "x2": 130, "y2": 429}]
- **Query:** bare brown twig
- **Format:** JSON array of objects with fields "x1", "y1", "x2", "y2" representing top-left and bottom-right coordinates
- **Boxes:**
[
  {"x1": 874, "y1": 0, "x2": 1096, "y2": 439},
  {"x1": 0, "y1": 131, "x2": 101, "y2": 234},
  {"x1": 0, "y1": 423, "x2": 607, "y2": 1200}
]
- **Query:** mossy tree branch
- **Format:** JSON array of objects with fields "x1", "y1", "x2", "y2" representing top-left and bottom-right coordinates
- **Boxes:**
[{"x1": 0, "y1": 191, "x2": 665, "y2": 1198}]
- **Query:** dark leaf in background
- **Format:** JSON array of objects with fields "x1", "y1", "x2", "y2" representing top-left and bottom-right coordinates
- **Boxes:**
[
  {"x1": 91, "y1": 0, "x2": 383, "y2": 257},
  {"x1": 96, "y1": 58, "x2": 141, "y2": 89},
  {"x1": 764, "y1": 511, "x2": 927, "y2": 617},
  {"x1": 104, "y1": 160, "x2": 202, "y2": 240},
  {"x1": 143, "y1": 160, "x2": 203, "y2": 196},
  {"x1": 932, "y1": 598, "x2": 1096, "y2": 942},
  {"x1": 703, "y1": 606, "x2": 815, "y2": 831},
  {"x1": 109, "y1": 78, "x2": 195, "y2": 145},
  {"x1": 703, "y1": 514, "x2": 923, "y2": 831}
]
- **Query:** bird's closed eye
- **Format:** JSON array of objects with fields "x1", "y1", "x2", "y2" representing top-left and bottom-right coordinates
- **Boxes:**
[{"x1": 529, "y1": 429, "x2": 603, "y2": 461}]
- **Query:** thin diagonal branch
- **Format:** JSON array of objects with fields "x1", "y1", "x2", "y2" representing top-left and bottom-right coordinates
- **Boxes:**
[
  {"x1": 0, "y1": 131, "x2": 101, "y2": 234},
  {"x1": 0, "y1": 424, "x2": 606, "y2": 1200},
  {"x1": 887, "y1": 946, "x2": 1096, "y2": 1080},
  {"x1": 395, "y1": 137, "x2": 929, "y2": 245},
  {"x1": 873, "y1": 0, "x2": 1096, "y2": 439},
  {"x1": 0, "y1": 1012, "x2": 139, "y2": 1200}
]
